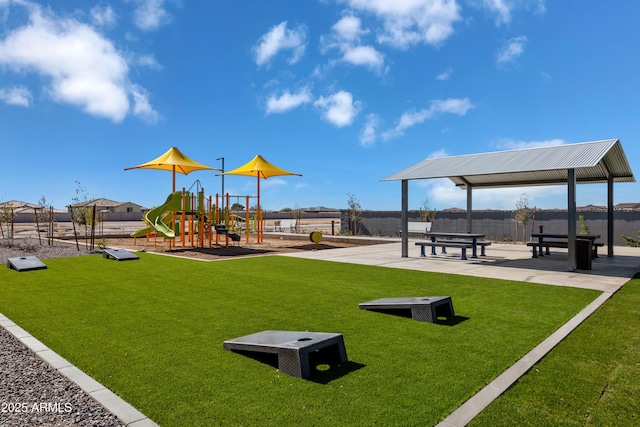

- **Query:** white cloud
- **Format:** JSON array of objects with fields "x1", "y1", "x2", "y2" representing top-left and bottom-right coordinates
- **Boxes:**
[
  {"x1": 496, "y1": 35, "x2": 527, "y2": 64},
  {"x1": 136, "y1": 53, "x2": 163, "y2": 70},
  {"x1": 535, "y1": 0, "x2": 547, "y2": 15},
  {"x1": 342, "y1": 45, "x2": 385, "y2": 69},
  {"x1": 131, "y1": 0, "x2": 170, "y2": 31},
  {"x1": 253, "y1": 21, "x2": 307, "y2": 67},
  {"x1": 0, "y1": 2, "x2": 158, "y2": 122},
  {"x1": 131, "y1": 84, "x2": 159, "y2": 123},
  {"x1": 493, "y1": 138, "x2": 566, "y2": 150},
  {"x1": 344, "y1": 0, "x2": 461, "y2": 49},
  {"x1": 333, "y1": 15, "x2": 368, "y2": 41},
  {"x1": 0, "y1": 86, "x2": 31, "y2": 106},
  {"x1": 321, "y1": 15, "x2": 386, "y2": 73},
  {"x1": 91, "y1": 4, "x2": 117, "y2": 28},
  {"x1": 262, "y1": 177, "x2": 287, "y2": 189},
  {"x1": 359, "y1": 113, "x2": 380, "y2": 147},
  {"x1": 265, "y1": 87, "x2": 312, "y2": 114},
  {"x1": 482, "y1": 0, "x2": 512, "y2": 25},
  {"x1": 428, "y1": 148, "x2": 448, "y2": 158},
  {"x1": 436, "y1": 67, "x2": 453, "y2": 80},
  {"x1": 382, "y1": 98, "x2": 474, "y2": 140},
  {"x1": 314, "y1": 90, "x2": 361, "y2": 127}
]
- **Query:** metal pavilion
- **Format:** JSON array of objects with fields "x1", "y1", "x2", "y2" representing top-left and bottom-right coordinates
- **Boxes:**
[{"x1": 382, "y1": 139, "x2": 635, "y2": 271}]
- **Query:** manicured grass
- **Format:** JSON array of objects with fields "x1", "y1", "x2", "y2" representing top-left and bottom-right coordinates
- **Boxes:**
[
  {"x1": 0, "y1": 254, "x2": 599, "y2": 426},
  {"x1": 470, "y1": 275, "x2": 640, "y2": 427}
]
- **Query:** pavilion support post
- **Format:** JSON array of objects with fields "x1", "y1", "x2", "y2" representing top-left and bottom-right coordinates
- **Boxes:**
[
  {"x1": 607, "y1": 176, "x2": 614, "y2": 257},
  {"x1": 401, "y1": 180, "x2": 408, "y2": 257},
  {"x1": 466, "y1": 186, "x2": 473, "y2": 233},
  {"x1": 567, "y1": 169, "x2": 577, "y2": 271}
]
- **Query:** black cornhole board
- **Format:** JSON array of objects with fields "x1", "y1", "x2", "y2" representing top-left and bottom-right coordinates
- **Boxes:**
[
  {"x1": 359, "y1": 296, "x2": 455, "y2": 323},
  {"x1": 103, "y1": 249, "x2": 139, "y2": 261},
  {"x1": 7, "y1": 256, "x2": 47, "y2": 272},
  {"x1": 223, "y1": 330, "x2": 348, "y2": 379}
]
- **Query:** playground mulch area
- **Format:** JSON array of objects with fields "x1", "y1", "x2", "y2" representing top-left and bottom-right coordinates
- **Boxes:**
[{"x1": 104, "y1": 235, "x2": 364, "y2": 261}]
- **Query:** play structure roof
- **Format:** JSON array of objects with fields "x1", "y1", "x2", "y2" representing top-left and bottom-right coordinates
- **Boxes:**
[
  {"x1": 221, "y1": 155, "x2": 301, "y2": 179},
  {"x1": 125, "y1": 147, "x2": 218, "y2": 175},
  {"x1": 382, "y1": 139, "x2": 634, "y2": 187}
]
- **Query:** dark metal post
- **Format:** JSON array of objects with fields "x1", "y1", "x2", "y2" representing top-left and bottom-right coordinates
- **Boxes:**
[
  {"x1": 216, "y1": 157, "x2": 225, "y2": 213},
  {"x1": 567, "y1": 168, "x2": 577, "y2": 271},
  {"x1": 401, "y1": 180, "x2": 408, "y2": 257}
]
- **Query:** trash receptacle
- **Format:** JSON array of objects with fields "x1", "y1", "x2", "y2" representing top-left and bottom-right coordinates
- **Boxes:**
[{"x1": 576, "y1": 239, "x2": 592, "y2": 270}]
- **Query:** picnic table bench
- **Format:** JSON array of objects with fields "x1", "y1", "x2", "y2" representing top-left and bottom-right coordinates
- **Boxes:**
[
  {"x1": 416, "y1": 241, "x2": 473, "y2": 260},
  {"x1": 416, "y1": 231, "x2": 491, "y2": 259},
  {"x1": 442, "y1": 240, "x2": 491, "y2": 256},
  {"x1": 527, "y1": 233, "x2": 603, "y2": 259}
]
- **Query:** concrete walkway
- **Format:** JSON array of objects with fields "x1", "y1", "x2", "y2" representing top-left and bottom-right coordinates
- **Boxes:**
[{"x1": 282, "y1": 241, "x2": 640, "y2": 426}]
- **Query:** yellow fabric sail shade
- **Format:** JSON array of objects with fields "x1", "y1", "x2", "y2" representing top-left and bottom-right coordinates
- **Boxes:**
[
  {"x1": 125, "y1": 147, "x2": 218, "y2": 175},
  {"x1": 125, "y1": 147, "x2": 219, "y2": 191},
  {"x1": 221, "y1": 155, "x2": 301, "y2": 243},
  {"x1": 221, "y1": 155, "x2": 301, "y2": 179}
]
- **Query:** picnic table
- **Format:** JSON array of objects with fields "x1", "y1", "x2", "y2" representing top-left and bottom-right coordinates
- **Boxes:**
[
  {"x1": 422, "y1": 232, "x2": 487, "y2": 258},
  {"x1": 529, "y1": 233, "x2": 602, "y2": 258}
]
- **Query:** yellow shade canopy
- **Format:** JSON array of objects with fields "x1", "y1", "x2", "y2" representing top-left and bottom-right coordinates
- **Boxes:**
[
  {"x1": 221, "y1": 155, "x2": 301, "y2": 243},
  {"x1": 125, "y1": 147, "x2": 219, "y2": 191},
  {"x1": 221, "y1": 155, "x2": 301, "y2": 179}
]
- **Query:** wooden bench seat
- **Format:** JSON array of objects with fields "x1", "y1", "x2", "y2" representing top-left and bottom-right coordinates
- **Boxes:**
[{"x1": 415, "y1": 241, "x2": 473, "y2": 260}]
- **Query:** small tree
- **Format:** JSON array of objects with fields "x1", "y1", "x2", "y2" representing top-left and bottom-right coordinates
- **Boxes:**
[
  {"x1": 346, "y1": 192, "x2": 362, "y2": 236},
  {"x1": 622, "y1": 230, "x2": 640, "y2": 247},
  {"x1": 515, "y1": 193, "x2": 531, "y2": 243},
  {"x1": 230, "y1": 202, "x2": 244, "y2": 211},
  {"x1": 70, "y1": 181, "x2": 97, "y2": 249},
  {"x1": 0, "y1": 201, "x2": 16, "y2": 239},
  {"x1": 420, "y1": 198, "x2": 436, "y2": 222},
  {"x1": 36, "y1": 196, "x2": 55, "y2": 245},
  {"x1": 579, "y1": 215, "x2": 591, "y2": 235}
]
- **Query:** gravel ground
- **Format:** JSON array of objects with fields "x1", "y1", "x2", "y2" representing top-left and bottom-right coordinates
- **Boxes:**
[
  {"x1": 0, "y1": 328, "x2": 124, "y2": 427},
  {"x1": 0, "y1": 238, "x2": 94, "y2": 265}
]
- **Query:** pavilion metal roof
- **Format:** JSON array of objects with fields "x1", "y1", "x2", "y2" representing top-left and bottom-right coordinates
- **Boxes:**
[{"x1": 382, "y1": 139, "x2": 635, "y2": 189}]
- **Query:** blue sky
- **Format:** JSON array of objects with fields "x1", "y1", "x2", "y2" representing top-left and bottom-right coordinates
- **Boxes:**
[{"x1": 1, "y1": 0, "x2": 638, "y2": 212}]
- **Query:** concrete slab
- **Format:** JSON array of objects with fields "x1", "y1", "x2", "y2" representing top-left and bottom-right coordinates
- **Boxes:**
[{"x1": 281, "y1": 242, "x2": 640, "y2": 292}]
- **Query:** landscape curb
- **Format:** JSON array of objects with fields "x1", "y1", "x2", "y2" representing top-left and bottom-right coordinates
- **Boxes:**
[
  {"x1": 0, "y1": 312, "x2": 158, "y2": 427},
  {"x1": 435, "y1": 291, "x2": 615, "y2": 426}
]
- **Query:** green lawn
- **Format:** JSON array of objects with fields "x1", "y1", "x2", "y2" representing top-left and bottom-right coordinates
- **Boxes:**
[
  {"x1": 0, "y1": 253, "x2": 600, "y2": 426},
  {"x1": 470, "y1": 275, "x2": 640, "y2": 427}
]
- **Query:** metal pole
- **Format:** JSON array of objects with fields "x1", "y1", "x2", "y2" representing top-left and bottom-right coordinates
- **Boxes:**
[
  {"x1": 401, "y1": 179, "x2": 408, "y2": 257},
  {"x1": 216, "y1": 157, "x2": 225, "y2": 213}
]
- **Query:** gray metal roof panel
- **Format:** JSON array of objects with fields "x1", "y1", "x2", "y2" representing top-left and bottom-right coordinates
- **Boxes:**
[{"x1": 382, "y1": 139, "x2": 634, "y2": 188}]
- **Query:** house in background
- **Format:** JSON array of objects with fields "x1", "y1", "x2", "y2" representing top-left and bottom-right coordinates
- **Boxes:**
[
  {"x1": 0, "y1": 200, "x2": 43, "y2": 214},
  {"x1": 67, "y1": 198, "x2": 148, "y2": 222},
  {"x1": 67, "y1": 198, "x2": 147, "y2": 214}
]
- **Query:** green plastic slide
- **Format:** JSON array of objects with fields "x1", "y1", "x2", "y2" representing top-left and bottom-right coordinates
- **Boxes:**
[{"x1": 131, "y1": 191, "x2": 185, "y2": 239}]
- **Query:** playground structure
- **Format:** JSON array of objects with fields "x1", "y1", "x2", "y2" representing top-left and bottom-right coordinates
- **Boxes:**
[{"x1": 131, "y1": 181, "x2": 262, "y2": 249}]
